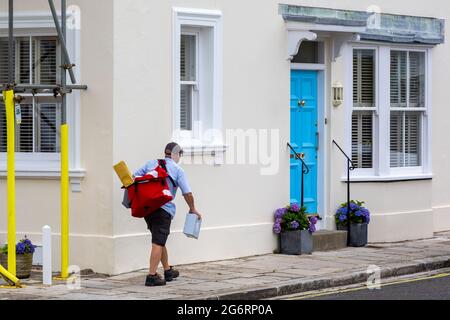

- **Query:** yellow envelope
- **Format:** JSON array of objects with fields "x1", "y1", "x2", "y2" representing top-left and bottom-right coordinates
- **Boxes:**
[{"x1": 113, "y1": 161, "x2": 134, "y2": 188}]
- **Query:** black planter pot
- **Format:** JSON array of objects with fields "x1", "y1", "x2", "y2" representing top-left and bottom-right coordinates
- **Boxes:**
[
  {"x1": 280, "y1": 230, "x2": 313, "y2": 255},
  {"x1": 348, "y1": 223, "x2": 368, "y2": 247}
]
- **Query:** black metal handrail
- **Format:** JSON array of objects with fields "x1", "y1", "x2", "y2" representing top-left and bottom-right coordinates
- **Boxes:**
[
  {"x1": 287, "y1": 143, "x2": 310, "y2": 208},
  {"x1": 332, "y1": 140, "x2": 355, "y2": 245}
]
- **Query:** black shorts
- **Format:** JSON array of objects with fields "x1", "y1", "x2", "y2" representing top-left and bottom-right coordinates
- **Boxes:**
[{"x1": 144, "y1": 208, "x2": 172, "y2": 246}]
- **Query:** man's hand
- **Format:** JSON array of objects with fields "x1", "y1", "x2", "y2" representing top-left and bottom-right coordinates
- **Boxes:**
[{"x1": 190, "y1": 209, "x2": 202, "y2": 220}]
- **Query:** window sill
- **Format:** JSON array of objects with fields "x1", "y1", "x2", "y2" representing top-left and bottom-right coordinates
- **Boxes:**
[{"x1": 342, "y1": 173, "x2": 433, "y2": 183}]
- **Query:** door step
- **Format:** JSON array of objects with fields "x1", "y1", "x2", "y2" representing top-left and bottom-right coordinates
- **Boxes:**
[{"x1": 313, "y1": 230, "x2": 348, "y2": 252}]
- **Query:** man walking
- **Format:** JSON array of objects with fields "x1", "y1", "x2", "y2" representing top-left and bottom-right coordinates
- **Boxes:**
[{"x1": 134, "y1": 142, "x2": 202, "y2": 286}]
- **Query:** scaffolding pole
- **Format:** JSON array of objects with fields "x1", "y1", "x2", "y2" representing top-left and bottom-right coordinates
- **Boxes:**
[
  {"x1": 0, "y1": 0, "x2": 87, "y2": 286},
  {"x1": 48, "y1": 0, "x2": 76, "y2": 84},
  {"x1": 59, "y1": 0, "x2": 70, "y2": 280}
]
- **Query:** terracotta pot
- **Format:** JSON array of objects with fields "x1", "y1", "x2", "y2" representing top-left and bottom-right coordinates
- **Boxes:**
[{"x1": 0, "y1": 253, "x2": 34, "y2": 279}]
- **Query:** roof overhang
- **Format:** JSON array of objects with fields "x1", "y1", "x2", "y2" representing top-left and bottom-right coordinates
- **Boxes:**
[{"x1": 280, "y1": 4, "x2": 445, "y2": 60}]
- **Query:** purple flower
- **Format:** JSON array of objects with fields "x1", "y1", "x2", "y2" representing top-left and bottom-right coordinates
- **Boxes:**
[
  {"x1": 274, "y1": 208, "x2": 287, "y2": 220},
  {"x1": 339, "y1": 214, "x2": 347, "y2": 222},
  {"x1": 355, "y1": 210, "x2": 363, "y2": 217},
  {"x1": 273, "y1": 223, "x2": 282, "y2": 234},
  {"x1": 16, "y1": 242, "x2": 26, "y2": 255},
  {"x1": 291, "y1": 221, "x2": 299, "y2": 230},
  {"x1": 350, "y1": 203, "x2": 358, "y2": 211},
  {"x1": 290, "y1": 203, "x2": 300, "y2": 212},
  {"x1": 308, "y1": 223, "x2": 316, "y2": 233},
  {"x1": 275, "y1": 218, "x2": 282, "y2": 224},
  {"x1": 310, "y1": 217, "x2": 318, "y2": 225}
]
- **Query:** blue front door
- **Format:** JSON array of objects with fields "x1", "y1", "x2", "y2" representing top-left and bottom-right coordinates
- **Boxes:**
[{"x1": 290, "y1": 70, "x2": 318, "y2": 213}]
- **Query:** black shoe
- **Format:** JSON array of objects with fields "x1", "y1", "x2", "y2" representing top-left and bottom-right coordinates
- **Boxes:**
[
  {"x1": 145, "y1": 273, "x2": 166, "y2": 286},
  {"x1": 164, "y1": 266, "x2": 180, "y2": 282}
]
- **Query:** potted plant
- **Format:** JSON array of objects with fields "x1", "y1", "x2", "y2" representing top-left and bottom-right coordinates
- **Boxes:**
[
  {"x1": 273, "y1": 203, "x2": 318, "y2": 255},
  {"x1": 335, "y1": 200, "x2": 371, "y2": 247},
  {"x1": 0, "y1": 237, "x2": 37, "y2": 279}
]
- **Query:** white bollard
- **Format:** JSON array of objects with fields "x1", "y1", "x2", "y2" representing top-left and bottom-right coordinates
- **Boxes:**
[{"x1": 42, "y1": 225, "x2": 52, "y2": 286}]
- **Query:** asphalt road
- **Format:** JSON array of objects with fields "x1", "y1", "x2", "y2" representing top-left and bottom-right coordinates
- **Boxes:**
[{"x1": 293, "y1": 272, "x2": 450, "y2": 300}]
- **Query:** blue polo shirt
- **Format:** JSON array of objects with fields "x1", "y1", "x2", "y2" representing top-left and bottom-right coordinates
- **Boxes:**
[{"x1": 133, "y1": 158, "x2": 192, "y2": 218}]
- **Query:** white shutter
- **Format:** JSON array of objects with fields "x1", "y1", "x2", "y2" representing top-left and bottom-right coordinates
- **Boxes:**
[
  {"x1": 405, "y1": 113, "x2": 421, "y2": 166},
  {"x1": 353, "y1": 49, "x2": 375, "y2": 108},
  {"x1": 180, "y1": 34, "x2": 196, "y2": 82},
  {"x1": 390, "y1": 111, "x2": 403, "y2": 167},
  {"x1": 180, "y1": 84, "x2": 192, "y2": 131},
  {"x1": 390, "y1": 51, "x2": 407, "y2": 107},
  {"x1": 409, "y1": 52, "x2": 425, "y2": 108},
  {"x1": 0, "y1": 38, "x2": 15, "y2": 84},
  {"x1": 37, "y1": 103, "x2": 61, "y2": 153},
  {"x1": 37, "y1": 39, "x2": 57, "y2": 85},
  {"x1": 390, "y1": 111, "x2": 421, "y2": 167},
  {"x1": 18, "y1": 38, "x2": 31, "y2": 84},
  {"x1": 16, "y1": 104, "x2": 33, "y2": 153},
  {"x1": 352, "y1": 111, "x2": 373, "y2": 168},
  {"x1": 0, "y1": 102, "x2": 6, "y2": 152}
]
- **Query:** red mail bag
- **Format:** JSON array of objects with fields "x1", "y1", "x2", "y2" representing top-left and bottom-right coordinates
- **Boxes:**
[{"x1": 127, "y1": 161, "x2": 174, "y2": 218}]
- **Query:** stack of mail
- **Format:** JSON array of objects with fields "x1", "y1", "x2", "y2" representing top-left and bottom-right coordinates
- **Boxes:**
[{"x1": 183, "y1": 213, "x2": 202, "y2": 239}]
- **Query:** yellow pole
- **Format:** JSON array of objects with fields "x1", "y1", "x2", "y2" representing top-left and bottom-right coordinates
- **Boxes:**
[
  {"x1": 3, "y1": 90, "x2": 16, "y2": 277},
  {"x1": 0, "y1": 264, "x2": 20, "y2": 288},
  {"x1": 60, "y1": 124, "x2": 69, "y2": 279}
]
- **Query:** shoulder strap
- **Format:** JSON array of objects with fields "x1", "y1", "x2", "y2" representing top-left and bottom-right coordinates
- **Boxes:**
[{"x1": 158, "y1": 159, "x2": 177, "y2": 188}]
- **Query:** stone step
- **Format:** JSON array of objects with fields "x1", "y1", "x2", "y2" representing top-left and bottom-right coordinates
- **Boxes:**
[{"x1": 313, "y1": 230, "x2": 348, "y2": 252}]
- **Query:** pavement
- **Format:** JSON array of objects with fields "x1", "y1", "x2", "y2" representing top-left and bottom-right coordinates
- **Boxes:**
[{"x1": 0, "y1": 231, "x2": 449, "y2": 300}]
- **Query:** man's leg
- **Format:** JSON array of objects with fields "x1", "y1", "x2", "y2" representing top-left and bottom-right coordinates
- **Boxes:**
[
  {"x1": 149, "y1": 244, "x2": 163, "y2": 275},
  {"x1": 161, "y1": 246, "x2": 170, "y2": 271}
]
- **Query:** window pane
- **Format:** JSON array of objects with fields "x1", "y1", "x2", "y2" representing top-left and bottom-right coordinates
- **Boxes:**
[
  {"x1": 409, "y1": 52, "x2": 425, "y2": 108},
  {"x1": 37, "y1": 103, "x2": 61, "y2": 153},
  {"x1": 353, "y1": 49, "x2": 375, "y2": 107},
  {"x1": 352, "y1": 111, "x2": 373, "y2": 168},
  {"x1": 405, "y1": 112, "x2": 421, "y2": 166},
  {"x1": 180, "y1": 34, "x2": 196, "y2": 82},
  {"x1": 0, "y1": 38, "x2": 15, "y2": 83},
  {"x1": 180, "y1": 84, "x2": 193, "y2": 131},
  {"x1": 390, "y1": 111, "x2": 421, "y2": 167},
  {"x1": 391, "y1": 51, "x2": 407, "y2": 107},
  {"x1": 18, "y1": 38, "x2": 31, "y2": 84},
  {"x1": 38, "y1": 39, "x2": 57, "y2": 85},
  {"x1": 390, "y1": 111, "x2": 403, "y2": 167}
]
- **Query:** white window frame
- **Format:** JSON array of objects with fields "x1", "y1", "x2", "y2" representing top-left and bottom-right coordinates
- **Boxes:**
[
  {"x1": 0, "y1": 11, "x2": 83, "y2": 182},
  {"x1": 172, "y1": 7, "x2": 224, "y2": 155},
  {"x1": 345, "y1": 42, "x2": 432, "y2": 181},
  {"x1": 349, "y1": 45, "x2": 379, "y2": 177}
]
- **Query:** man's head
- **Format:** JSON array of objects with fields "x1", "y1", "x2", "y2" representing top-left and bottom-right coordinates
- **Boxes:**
[{"x1": 165, "y1": 142, "x2": 183, "y2": 163}]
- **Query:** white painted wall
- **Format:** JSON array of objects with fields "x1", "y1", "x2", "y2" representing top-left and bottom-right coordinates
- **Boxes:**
[{"x1": 0, "y1": 0, "x2": 449, "y2": 275}]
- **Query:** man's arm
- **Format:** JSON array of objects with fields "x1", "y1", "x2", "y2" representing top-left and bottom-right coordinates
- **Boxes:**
[
  {"x1": 133, "y1": 162, "x2": 149, "y2": 178},
  {"x1": 183, "y1": 193, "x2": 202, "y2": 220}
]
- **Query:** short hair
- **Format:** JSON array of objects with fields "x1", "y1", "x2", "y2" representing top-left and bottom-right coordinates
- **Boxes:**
[{"x1": 164, "y1": 142, "x2": 183, "y2": 156}]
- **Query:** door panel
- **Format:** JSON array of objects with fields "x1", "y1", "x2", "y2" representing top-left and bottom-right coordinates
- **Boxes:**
[{"x1": 290, "y1": 70, "x2": 318, "y2": 213}]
